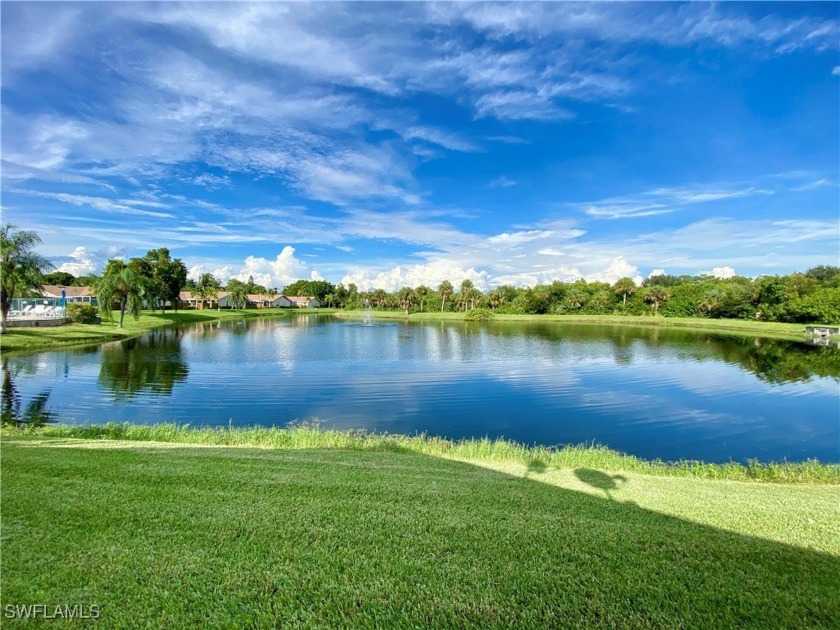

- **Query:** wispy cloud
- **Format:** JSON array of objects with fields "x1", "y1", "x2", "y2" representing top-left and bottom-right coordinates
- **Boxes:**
[{"x1": 581, "y1": 184, "x2": 774, "y2": 219}]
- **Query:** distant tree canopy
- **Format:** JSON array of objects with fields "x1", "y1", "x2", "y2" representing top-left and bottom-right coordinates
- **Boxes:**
[
  {"x1": 282, "y1": 279, "x2": 336, "y2": 302},
  {"x1": 331, "y1": 267, "x2": 840, "y2": 324},
  {"x1": 42, "y1": 271, "x2": 76, "y2": 286},
  {"x1": 5, "y1": 225, "x2": 839, "y2": 325}
]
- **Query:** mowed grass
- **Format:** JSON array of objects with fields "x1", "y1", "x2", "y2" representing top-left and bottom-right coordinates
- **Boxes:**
[
  {"x1": 0, "y1": 308, "x2": 332, "y2": 355},
  {"x1": 335, "y1": 310, "x2": 811, "y2": 342},
  {"x1": 2, "y1": 433, "x2": 839, "y2": 628}
]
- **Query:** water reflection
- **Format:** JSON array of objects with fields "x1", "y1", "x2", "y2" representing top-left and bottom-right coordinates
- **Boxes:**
[
  {"x1": 98, "y1": 327, "x2": 189, "y2": 399},
  {"x1": 3, "y1": 316, "x2": 838, "y2": 462},
  {"x1": 1, "y1": 359, "x2": 54, "y2": 427}
]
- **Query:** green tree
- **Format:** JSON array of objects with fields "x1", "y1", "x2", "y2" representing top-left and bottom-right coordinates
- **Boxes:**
[
  {"x1": 398, "y1": 286, "x2": 415, "y2": 314},
  {"x1": 0, "y1": 225, "x2": 54, "y2": 333},
  {"x1": 414, "y1": 286, "x2": 430, "y2": 312},
  {"x1": 643, "y1": 287, "x2": 671, "y2": 315},
  {"x1": 438, "y1": 280, "x2": 453, "y2": 312},
  {"x1": 42, "y1": 271, "x2": 76, "y2": 286},
  {"x1": 195, "y1": 273, "x2": 221, "y2": 309},
  {"x1": 228, "y1": 283, "x2": 248, "y2": 310},
  {"x1": 613, "y1": 277, "x2": 637, "y2": 306},
  {"x1": 459, "y1": 279, "x2": 476, "y2": 312},
  {"x1": 96, "y1": 260, "x2": 147, "y2": 328}
]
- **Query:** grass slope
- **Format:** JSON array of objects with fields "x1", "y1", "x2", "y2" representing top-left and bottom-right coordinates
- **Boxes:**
[
  {"x1": 0, "y1": 308, "x2": 332, "y2": 355},
  {"x1": 10, "y1": 424, "x2": 839, "y2": 484},
  {"x1": 2, "y1": 434, "x2": 838, "y2": 628},
  {"x1": 336, "y1": 310, "x2": 810, "y2": 342}
]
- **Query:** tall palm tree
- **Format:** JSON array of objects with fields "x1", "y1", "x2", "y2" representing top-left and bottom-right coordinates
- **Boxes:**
[
  {"x1": 414, "y1": 286, "x2": 430, "y2": 312},
  {"x1": 96, "y1": 261, "x2": 147, "y2": 328},
  {"x1": 228, "y1": 284, "x2": 248, "y2": 310},
  {"x1": 613, "y1": 277, "x2": 637, "y2": 306},
  {"x1": 459, "y1": 279, "x2": 475, "y2": 312},
  {"x1": 0, "y1": 225, "x2": 54, "y2": 333},
  {"x1": 398, "y1": 287, "x2": 415, "y2": 314},
  {"x1": 438, "y1": 280, "x2": 453, "y2": 312}
]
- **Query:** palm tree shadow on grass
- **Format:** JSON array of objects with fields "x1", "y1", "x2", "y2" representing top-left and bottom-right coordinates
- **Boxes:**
[
  {"x1": 575, "y1": 467, "x2": 628, "y2": 500},
  {"x1": 3, "y1": 443, "x2": 839, "y2": 628}
]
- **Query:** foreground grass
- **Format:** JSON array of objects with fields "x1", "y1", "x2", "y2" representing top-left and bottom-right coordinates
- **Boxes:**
[
  {"x1": 2, "y1": 433, "x2": 838, "y2": 628},
  {"x1": 7, "y1": 423, "x2": 839, "y2": 483},
  {"x1": 0, "y1": 308, "x2": 333, "y2": 355},
  {"x1": 336, "y1": 310, "x2": 810, "y2": 341}
]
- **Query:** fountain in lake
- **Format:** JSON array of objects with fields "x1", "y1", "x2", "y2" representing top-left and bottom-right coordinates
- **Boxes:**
[{"x1": 363, "y1": 298, "x2": 373, "y2": 326}]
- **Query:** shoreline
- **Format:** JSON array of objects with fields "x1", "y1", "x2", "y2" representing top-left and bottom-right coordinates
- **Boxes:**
[
  {"x1": 4, "y1": 423, "x2": 838, "y2": 483},
  {"x1": 334, "y1": 310, "x2": 812, "y2": 342},
  {"x1": 0, "y1": 308, "x2": 333, "y2": 356}
]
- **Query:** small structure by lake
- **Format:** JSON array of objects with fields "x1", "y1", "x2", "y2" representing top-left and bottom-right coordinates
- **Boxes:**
[{"x1": 805, "y1": 325, "x2": 840, "y2": 338}]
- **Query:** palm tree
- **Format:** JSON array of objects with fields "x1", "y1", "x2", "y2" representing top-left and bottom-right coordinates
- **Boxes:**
[
  {"x1": 459, "y1": 279, "x2": 475, "y2": 312},
  {"x1": 195, "y1": 273, "x2": 220, "y2": 309},
  {"x1": 438, "y1": 280, "x2": 453, "y2": 312},
  {"x1": 228, "y1": 284, "x2": 248, "y2": 310},
  {"x1": 613, "y1": 277, "x2": 637, "y2": 306},
  {"x1": 644, "y1": 287, "x2": 671, "y2": 315},
  {"x1": 414, "y1": 286, "x2": 430, "y2": 312},
  {"x1": 96, "y1": 260, "x2": 147, "y2": 328},
  {"x1": 324, "y1": 293, "x2": 335, "y2": 308},
  {"x1": 398, "y1": 286, "x2": 415, "y2": 314},
  {"x1": 0, "y1": 225, "x2": 54, "y2": 333},
  {"x1": 487, "y1": 289, "x2": 503, "y2": 312}
]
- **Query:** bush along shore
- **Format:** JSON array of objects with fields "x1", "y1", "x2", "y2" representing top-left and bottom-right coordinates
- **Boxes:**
[{"x1": 5, "y1": 423, "x2": 839, "y2": 483}]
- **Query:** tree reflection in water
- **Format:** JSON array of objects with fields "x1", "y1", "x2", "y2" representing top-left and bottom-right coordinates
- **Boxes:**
[
  {"x1": 98, "y1": 327, "x2": 189, "y2": 399},
  {"x1": 1, "y1": 359, "x2": 54, "y2": 427}
]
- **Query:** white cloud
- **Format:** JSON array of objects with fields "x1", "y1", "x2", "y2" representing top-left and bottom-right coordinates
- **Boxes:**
[
  {"x1": 487, "y1": 230, "x2": 554, "y2": 245},
  {"x1": 648, "y1": 269, "x2": 666, "y2": 278},
  {"x1": 537, "y1": 248, "x2": 565, "y2": 256},
  {"x1": 188, "y1": 247, "x2": 322, "y2": 289},
  {"x1": 584, "y1": 257, "x2": 643, "y2": 285},
  {"x1": 341, "y1": 260, "x2": 489, "y2": 292},
  {"x1": 582, "y1": 184, "x2": 774, "y2": 219},
  {"x1": 708, "y1": 266, "x2": 737, "y2": 279},
  {"x1": 833, "y1": 66, "x2": 840, "y2": 76},
  {"x1": 335, "y1": 245, "x2": 353, "y2": 252},
  {"x1": 56, "y1": 246, "x2": 98, "y2": 276},
  {"x1": 54, "y1": 245, "x2": 128, "y2": 276}
]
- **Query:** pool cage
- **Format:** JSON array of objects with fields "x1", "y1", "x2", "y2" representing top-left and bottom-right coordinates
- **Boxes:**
[{"x1": 8, "y1": 296, "x2": 99, "y2": 319}]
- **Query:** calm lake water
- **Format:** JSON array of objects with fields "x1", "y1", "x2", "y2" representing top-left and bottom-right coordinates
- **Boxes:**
[{"x1": 3, "y1": 315, "x2": 839, "y2": 463}]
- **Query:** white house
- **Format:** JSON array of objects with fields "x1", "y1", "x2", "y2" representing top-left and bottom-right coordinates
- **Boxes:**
[{"x1": 285, "y1": 296, "x2": 321, "y2": 308}]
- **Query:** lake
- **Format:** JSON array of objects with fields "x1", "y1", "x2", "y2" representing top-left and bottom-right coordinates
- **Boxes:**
[{"x1": 3, "y1": 315, "x2": 839, "y2": 463}]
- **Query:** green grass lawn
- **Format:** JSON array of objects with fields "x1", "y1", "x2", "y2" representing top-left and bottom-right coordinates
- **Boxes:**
[
  {"x1": 2, "y1": 430, "x2": 838, "y2": 628},
  {"x1": 336, "y1": 310, "x2": 812, "y2": 342},
  {"x1": 0, "y1": 308, "x2": 333, "y2": 355}
]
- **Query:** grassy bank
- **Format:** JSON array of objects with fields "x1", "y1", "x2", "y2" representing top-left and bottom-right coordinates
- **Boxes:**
[
  {"x1": 0, "y1": 308, "x2": 333, "y2": 355},
  {"x1": 6, "y1": 423, "x2": 839, "y2": 483},
  {"x1": 2, "y1": 430, "x2": 838, "y2": 628},
  {"x1": 335, "y1": 310, "x2": 811, "y2": 341}
]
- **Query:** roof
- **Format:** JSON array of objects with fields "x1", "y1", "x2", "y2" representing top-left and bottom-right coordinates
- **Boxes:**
[
  {"x1": 179, "y1": 291, "x2": 230, "y2": 300},
  {"x1": 286, "y1": 295, "x2": 318, "y2": 303},
  {"x1": 41, "y1": 285, "x2": 94, "y2": 298}
]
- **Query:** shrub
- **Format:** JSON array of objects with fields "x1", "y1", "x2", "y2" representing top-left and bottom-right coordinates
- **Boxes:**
[
  {"x1": 464, "y1": 307, "x2": 493, "y2": 321},
  {"x1": 66, "y1": 303, "x2": 99, "y2": 324}
]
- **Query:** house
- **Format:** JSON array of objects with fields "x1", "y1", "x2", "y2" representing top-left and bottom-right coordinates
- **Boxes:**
[
  {"x1": 285, "y1": 295, "x2": 321, "y2": 308},
  {"x1": 245, "y1": 294, "x2": 291, "y2": 309},
  {"x1": 40, "y1": 285, "x2": 96, "y2": 303},
  {"x1": 179, "y1": 291, "x2": 229, "y2": 310}
]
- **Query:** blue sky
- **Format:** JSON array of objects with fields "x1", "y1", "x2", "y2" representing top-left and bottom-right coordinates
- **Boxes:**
[{"x1": 2, "y1": 1, "x2": 838, "y2": 290}]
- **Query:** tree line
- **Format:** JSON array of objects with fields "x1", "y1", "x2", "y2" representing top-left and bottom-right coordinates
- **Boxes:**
[{"x1": 2, "y1": 224, "x2": 838, "y2": 332}]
